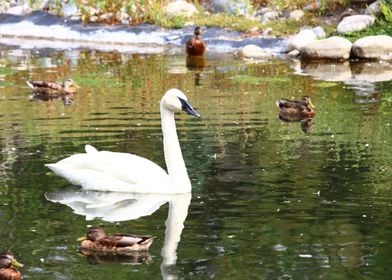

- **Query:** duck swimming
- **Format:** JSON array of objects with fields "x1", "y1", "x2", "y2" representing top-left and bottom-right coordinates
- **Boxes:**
[
  {"x1": 186, "y1": 26, "x2": 206, "y2": 56},
  {"x1": 78, "y1": 227, "x2": 154, "y2": 253},
  {"x1": 27, "y1": 78, "x2": 79, "y2": 98},
  {"x1": 0, "y1": 251, "x2": 23, "y2": 280},
  {"x1": 45, "y1": 88, "x2": 200, "y2": 193},
  {"x1": 276, "y1": 96, "x2": 315, "y2": 121}
]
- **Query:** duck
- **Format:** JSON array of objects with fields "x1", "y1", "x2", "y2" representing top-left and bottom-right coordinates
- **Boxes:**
[
  {"x1": 186, "y1": 26, "x2": 206, "y2": 56},
  {"x1": 276, "y1": 96, "x2": 315, "y2": 121},
  {"x1": 0, "y1": 251, "x2": 23, "y2": 280},
  {"x1": 78, "y1": 227, "x2": 155, "y2": 253},
  {"x1": 45, "y1": 88, "x2": 201, "y2": 193},
  {"x1": 26, "y1": 78, "x2": 79, "y2": 99}
]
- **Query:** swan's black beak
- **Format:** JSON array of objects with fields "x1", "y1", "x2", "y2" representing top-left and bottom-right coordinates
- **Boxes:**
[{"x1": 179, "y1": 98, "x2": 201, "y2": 118}]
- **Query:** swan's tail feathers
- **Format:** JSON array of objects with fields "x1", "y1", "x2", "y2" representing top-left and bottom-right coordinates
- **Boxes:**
[
  {"x1": 26, "y1": 81, "x2": 34, "y2": 89},
  {"x1": 85, "y1": 144, "x2": 99, "y2": 154}
]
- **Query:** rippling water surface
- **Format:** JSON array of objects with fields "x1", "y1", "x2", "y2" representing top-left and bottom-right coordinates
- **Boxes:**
[{"x1": 0, "y1": 47, "x2": 392, "y2": 279}]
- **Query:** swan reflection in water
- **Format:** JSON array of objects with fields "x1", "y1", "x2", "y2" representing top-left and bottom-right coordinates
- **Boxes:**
[{"x1": 45, "y1": 189, "x2": 191, "y2": 276}]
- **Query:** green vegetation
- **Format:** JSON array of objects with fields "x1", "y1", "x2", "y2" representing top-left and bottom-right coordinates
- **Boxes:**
[{"x1": 28, "y1": 0, "x2": 391, "y2": 37}]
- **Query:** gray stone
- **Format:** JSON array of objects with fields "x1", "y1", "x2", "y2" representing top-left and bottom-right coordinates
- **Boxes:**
[
  {"x1": 262, "y1": 11, "x2": 281, "y2": 23},
  {"x1": 337, "y1": 15, "x2": 375, "y2": 34},
  {"x1": 365, "y1": 1, "x2": 381, "y2": 16},
  {"x1": 300, "y1": 36, "x2": 352, "y2": 60},
  {"x1": 352, "y1": 35, "x2": 392, "y2": 58},
  {"x1": 238, "y1": 44, "x2": 275, "y2": 59}
]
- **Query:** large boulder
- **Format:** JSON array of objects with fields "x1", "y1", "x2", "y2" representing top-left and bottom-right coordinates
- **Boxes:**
[
  {"x1": 337, "y1": 15, "x2": 375, "y2": 33},
  {"x1": 300, "y1": 36, "x2": 352, "y2": 60},
  {"x1": 352, "y1": 35, "x2": 392, "y2": 59},
  {"x1": 238, "y1": 44, "x2": 275, "y2": 59},
  {"x1": 163, "y1": 0, "x2": 198, "y2": 18},
  {"x1": 286, "y1": 27, "x2": 325, "y2": 52}
]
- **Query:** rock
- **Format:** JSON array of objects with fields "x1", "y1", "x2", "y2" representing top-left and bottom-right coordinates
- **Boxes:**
[
  {"x1": 163, "y1": 0, "x2": 198, "y2": 18},
  {"x1": 289, "y1": 10, "x2": 304, "y2": 21},
  {"x1": 365, "y1": 1, "x2": 381, "y2": 16},
  {"x1": 262, "y1": 11, "x2": 281, "y2": 23},
  {"x1": 287, "y1": 49, "x2": 300, "y2": 59},
  {"x1": 303, "y1": 0, "x2": 321, "y2": 11},
  {"x1": 300, "y1": 36, "x2": 353, "y2": 60},
  {"x1": 287, "y1": 29, "x2": 320, "y2": 52},
  {"x1": 352, "y1": 35, "x2": 392, "y2": 59},
  {"x1": 207, "y1": 0, "x2": 253, "y2": 16},
  {"x1": 312, "y1": 26, "x2": 326, "y2": 38},
  {"x1": 7, "y1": 4, "x2": 31, "y2": 15},
  {"x1": 380, "y1": 53, "x2": 392, "y2": 61},
  {"x1": 337, "y1": 15, "x2": 375, "y2": 34},
  {"x1": 238, "y1": 44, "x2": 274, "y2": 59},
  {"x1": 262, "y1": 27, "x2": 273, "y2": 36},
  {"x1": 61, "y1": 1, "x2": 78, "y2": 18}
]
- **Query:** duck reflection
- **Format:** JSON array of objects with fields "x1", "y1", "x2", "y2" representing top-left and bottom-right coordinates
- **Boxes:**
[
  {"x1": 186, "y1": 56, "x2": 206, "y2": 86},
  {"x1": 45, "y1": 189, "x2": 191, "y2": 278},
  {"x1": 80, "y1": 248, "x2": 152, "y2": 265}
]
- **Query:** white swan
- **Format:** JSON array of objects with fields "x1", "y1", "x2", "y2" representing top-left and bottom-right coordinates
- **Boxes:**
[{"x1": 45, "y1": 88, "x2": 200, "y2": 193}]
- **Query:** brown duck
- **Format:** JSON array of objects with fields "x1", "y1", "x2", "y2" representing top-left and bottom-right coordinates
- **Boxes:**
[
  {"x1": 78, "y1": 227, "x2": 155, "y2": 254},
  {"x1": 26, "y1": 78, "x2": 79, "y2": 98},
  {"x1": 276, "y1": 96, "x2": 315, "y2": 121},
  {"x1": 186, "y1": 26, "x2": 206, "y2": 56},
  {"x1": 0, "y1": 251, "x2": 23, "y2": 280}
]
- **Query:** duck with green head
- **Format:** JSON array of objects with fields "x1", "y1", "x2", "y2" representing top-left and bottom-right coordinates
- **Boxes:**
[{"x1": 0, "y1": 251, "x2": 23, "y2": 280}]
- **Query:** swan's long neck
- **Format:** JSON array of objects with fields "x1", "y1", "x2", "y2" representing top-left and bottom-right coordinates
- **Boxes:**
[{"x1": 161, "y1": 106, "x2": 192, "y2": 193}]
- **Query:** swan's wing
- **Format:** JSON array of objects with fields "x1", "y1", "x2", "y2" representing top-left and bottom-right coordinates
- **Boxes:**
[{"x1": 45, "y1": 145, "x2": 170, "y2": 192}]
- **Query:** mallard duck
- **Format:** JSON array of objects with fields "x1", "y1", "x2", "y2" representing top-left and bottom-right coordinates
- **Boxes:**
[
  {"x1": 26, "y1": 78, "x2": 79, "y2": 98},
  {"x1": 186, "y1": 26, "x2": 206, "y2": 56},
  {"x1": 78, "y1": 227, "x2": 155, "y2": 253},
  {"x1": 276, "y1": 96, "x2": 315, "y2": 121},
  {"x1": 0, "y1": 251, "x2": 23, "y2": 280}
]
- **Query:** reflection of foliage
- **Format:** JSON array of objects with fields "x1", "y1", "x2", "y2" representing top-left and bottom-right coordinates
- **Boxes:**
[{"x1": 230, "y1": 74, "x2": 290, "y2": 85}]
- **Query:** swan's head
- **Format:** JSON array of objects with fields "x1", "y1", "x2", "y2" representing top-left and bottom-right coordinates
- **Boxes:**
[{"x1": 161, "y1": 88, "x2": 201, "y2": 117}]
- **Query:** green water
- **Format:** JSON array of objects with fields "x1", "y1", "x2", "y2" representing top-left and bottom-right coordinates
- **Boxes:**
[{"x1": 0, "y1": 48, "x2": 392, "y2": 279}]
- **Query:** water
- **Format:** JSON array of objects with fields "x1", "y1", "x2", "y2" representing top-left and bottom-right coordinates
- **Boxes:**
[{"x1": 0, "y1": 45, "x2": 392, "y2": 280}]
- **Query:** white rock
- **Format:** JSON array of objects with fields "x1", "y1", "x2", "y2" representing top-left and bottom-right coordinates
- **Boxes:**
[
  {"x1": 352, "y1": 35, "x2": 392, "y2": 59},
  {"x1": 300, "y1": 36, "x2": 353, "y2": 60},
  {"x1": 337, "y1": 15, "x2": 375, "y2": 34},
  {"x1": 289, "y1": 10, "x2": 304, "y2": 21},
  {"x1": 7, "y1": 4, "x2": 30, "y2": 15},
  {"x1": 287, "y1": 29, "x2": 317, "y2": 52},
  {"x1": 163, "y1": 0, "x2": 198, "y2": 18},
  {"x1": 365, "y1": 1, "x2": 381, "y2": 16},
  {"x1": 262, "y1": 11, "x2": 281, "y2": 23},
  {"x1": 239, "y1": 44, "x2": 274, "y2": 59}
]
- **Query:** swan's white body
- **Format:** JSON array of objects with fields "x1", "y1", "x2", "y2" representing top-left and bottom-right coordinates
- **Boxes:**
[{"x1": 45, "y1": 88, "x2": 200, "y2": 193}]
